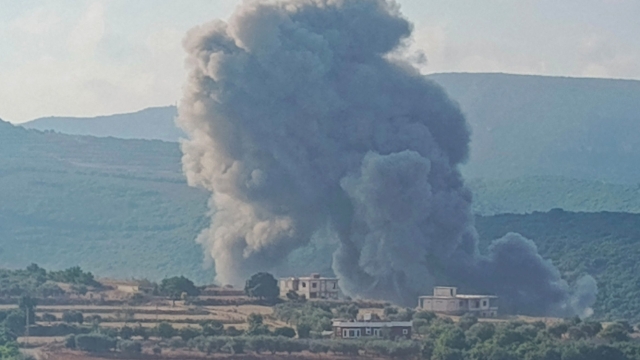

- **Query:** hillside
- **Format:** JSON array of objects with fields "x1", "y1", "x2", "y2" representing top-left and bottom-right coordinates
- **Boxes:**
[
  {"x1": 4, "y1": 119, "x2": 640, "y2": 320},
  {"x1": 468, "y1": 177, "x2": 640, "y2": 215},
  {"x1": 475, "y1": 210, "x2": 640, "y2": 322},
  {"x1": 18, "y1": 74, "x2": 640, "y2": 185},
  {"x1": 0, "y1": 120, "x2": 210, "y2": 283},
  {"x1": 428, "y1": 73, "x2": 640, "y2": 183},
  {"x1": 22, "y1": 106, "x2": 183, "y2": 142}
]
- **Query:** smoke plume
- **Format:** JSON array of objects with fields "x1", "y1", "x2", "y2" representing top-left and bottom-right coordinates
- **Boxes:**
[{"x1": 178, "y1": 0, "x2": 596, "y2": 316}]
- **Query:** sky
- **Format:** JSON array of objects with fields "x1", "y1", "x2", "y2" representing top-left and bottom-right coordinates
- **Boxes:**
[{"x1": 1, "y1": 0, "x2": 639, "y2": 123}]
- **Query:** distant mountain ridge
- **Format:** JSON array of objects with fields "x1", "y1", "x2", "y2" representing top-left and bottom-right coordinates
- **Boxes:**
[
  {"x1": 19, "y1": 73, "x2": 640, "y2": 183},
  {"x1": 429, "y1": 73, "x2": 640, "y2": 183},
  {"x1": 22, "y1": 106, "x2": 183, "y2": 142}
]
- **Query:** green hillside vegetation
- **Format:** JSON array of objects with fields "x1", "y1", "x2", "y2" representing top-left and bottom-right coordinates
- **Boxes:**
[
  {"x1": 4, "y1": 120, "x2": 640, "y2": 321},
  {"x1": 469, "y1": 177, "x2": 640, "y2": 215},
  {"x1": 476, "y1": 210, "x2": 640, "y2": 322},
  {"x1": 0, "y1": 120, "x2": 210, "y2": 283}
]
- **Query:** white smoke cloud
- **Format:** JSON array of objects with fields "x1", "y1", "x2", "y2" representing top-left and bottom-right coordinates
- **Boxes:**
[{"x1": 178, "y1": 0, "x2": 596, "y2": 316}]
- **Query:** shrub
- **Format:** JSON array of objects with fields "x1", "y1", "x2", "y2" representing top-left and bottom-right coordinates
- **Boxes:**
[
  {"x1": 152, "y1": 346, "x2": 162, "y2": 355},
  {"x1": 414, "y1": 311, "x2": 437, "y2": 322},
  {"x1": 132, "y1": 325, "x2": 148, "y2": 340},
  {"x1": 62, "y1": 311, "x2": 84, "y2": 324},
  {"x1": 458, "y1": 314, "x2": 478, "y2": 331},
  {"x1": 309, "y1": 341, "x2": 330, "y2": 354},
  {"x1": 296, "y1": 323, "x2": 311, "y2": 339},
  {"x1": 75, "y1": 334, "x2": 116, "y2": 353},
  {"x1": 118, "y1": 340, "x2": 142, "y2": 354},
  {"x1": 277, "y1": 337, "x2": 308, "y2": 354},
  {"x1": 28, "y1": 323, "x2": 91, "y2": 337},
  {"x1": 169, "y1": 337, "x2": 186, "y2": 349},
  {"x1": 86, "y1": 315, "x2": 102, "y2": 324},
  {"x1": 329, "y1": 340, "x2": 359, "y2": 356},
  {"x1": 41, "y1": 313, "x2": 57, "y2": 323},
  {"x1": 222, "y1": 338, "x2": 245, "y2": 354},
  {"x1": 200, "y1": 320, "x2": 224, "y2": 336},
  {"x1": 273, "y1": 326, "x2": 296, "y2": 338},
  {"x1": 64, "y1": 334, "x2": 76, "y2": 349},
  {"x1": 226, "y1": 326, "x2": 243, "y2": 337},
  {"x1": 119, "y1": 326, "x2": 133, "y2": 340},
  {"x1": 180, "y1": 326, "x2": 201, "y2": 341},
  {"x1": 599, "y1": 323, "x2": 631, "y2": 342},
  {"x1": 157, "y1": 322, "x2": 175, "y2": 339}
]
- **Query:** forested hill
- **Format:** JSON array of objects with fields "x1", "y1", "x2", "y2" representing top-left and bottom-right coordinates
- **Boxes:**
[
  {"x1": 4, "y1": 119, "x2": 640, "y2": 321},
  {"x1": 18, "y1": 74, "x2": 640, "y2": 184},
  {"x1": 22, "y1": 106, "x2": 183, "y2": 142},
  {"x1": 468, "y1": 177, "x2": 640, "y2": 215},
  {"x1": 0, "y1": 120, "x2": 210, "y2": 283},
  {"x1": 476, "y1": 210, "x2": 640, "y2": 322},
  {"x1": 428, "y1": 73, "x2": 640, "y2": 183}
]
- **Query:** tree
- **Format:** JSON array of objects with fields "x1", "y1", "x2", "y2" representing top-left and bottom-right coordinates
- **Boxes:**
[
  {"x1": 286, "y1": 290, "x2": 303, "y2": 302},
  {"x1": 119, "y1": 326, "x2": 133, "y2": 340},
  {"x1": 26, "y1": 263, "x2": 46, "y2": 280},
  {"x1": 335, "y1": 304, "x2": 359, "y2": 320},
  {"x1": 157, "y1": 322, "x2": 176, "y2": 339},
  {"x1": 62, "y1": 310, "x2": 84, "y2": 324},
  {"x1": 75, "y1": 334, "x2": 116, "y2": 353},
  {"x1": 246, "y1": 313, "x2": 270, "y2": 336},
  {"x1": 244, "y1": 273, "x2": 279, "y2": 302},
  {"x1": 180, "y1": 327, "x2": 201, "y2": 341},
  {"x1": 4, "y1": 311, "x2": 26, "y2": 336},
  {"x1": 18, "y1": 295, "x2": 37, "y2": 325},
  {"x1": 200, "y1": 320, "x2": 224, "y2": 336},
  {"x1": 41, "y1": 313, "x2": 57, "y2": 323},
  {"x1": 466, "y1": 322, "x2": 495, "y2": 343},
  {"x1": 38, "y1": 281, "x2": 65, "y2": 298},
  {"x1": 296, "y1": 322, "x2": 312, "y2": 339},
  {"x1": 599, "y1": 323, "x2": 630, "y2": 342},
  {"x1": 458, "y1": 314, "x2": 478, "y2": 331},
  {"x1": 159, "y1": 276, "x2": 200, "y2": 303},
  {"x1": 274, "y1": 327, "x2": 296, "y2": 338},
  {"x1": 118, "y1": 340, "x2": 142, "y2": 355}
]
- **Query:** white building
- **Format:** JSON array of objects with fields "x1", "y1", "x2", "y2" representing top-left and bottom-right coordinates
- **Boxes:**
[
  {"x1": 279, "y1": 273, "x2": 339, "y2": 300},
  {"x1": 418, "y1": 287, "x2": 498, "y2": 317}
]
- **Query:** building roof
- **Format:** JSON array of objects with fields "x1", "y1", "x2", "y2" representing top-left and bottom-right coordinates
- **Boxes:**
[
  {"x1": 332, "y1": 321, "x2": 412, "y2": 328},
  {"x1": 419, "y1": 295, "x2": 497, "y2": 300},
  {"x1": 280, "y1": 276, "x2": 338, "y2": 281}
]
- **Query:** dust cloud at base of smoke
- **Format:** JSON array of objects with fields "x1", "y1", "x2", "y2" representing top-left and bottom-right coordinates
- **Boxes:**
[{"x1": 177, "y1": 0, "x2": 596, "y2": 317}]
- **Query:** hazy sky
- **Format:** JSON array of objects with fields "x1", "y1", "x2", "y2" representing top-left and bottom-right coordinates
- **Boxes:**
[{"x1": 1, "y1": 0, "x2": 639, "y2": 123}]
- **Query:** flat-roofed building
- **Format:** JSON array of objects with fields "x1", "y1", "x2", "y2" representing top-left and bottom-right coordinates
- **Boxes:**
[
  {"x1": 279, "y1": 273, "x2": 339, "y2": 300},
  {"x1": 332, "y1": 320, "x2": 412, "y2": 339},
  {"x1": 418, "y1": 287, "x2": 498, "y2": 317}
]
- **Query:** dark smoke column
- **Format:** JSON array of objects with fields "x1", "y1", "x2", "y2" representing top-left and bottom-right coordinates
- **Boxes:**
[{"x1": 178, "y1": 0, "x2": 596, "y2": 316}]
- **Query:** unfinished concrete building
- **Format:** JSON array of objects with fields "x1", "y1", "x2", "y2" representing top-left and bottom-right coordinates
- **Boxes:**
[
  {"x1": 279, "y1": 273, "x2": 339, "y2": 300},
  {"x1": 418, "y1": 287, "x2": 498, "y2": 317}
]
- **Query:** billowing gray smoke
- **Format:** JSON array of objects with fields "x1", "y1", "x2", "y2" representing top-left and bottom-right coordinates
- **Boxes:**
[{"x1": 178, "y1": 0, "x2": 596, "y2": 316}]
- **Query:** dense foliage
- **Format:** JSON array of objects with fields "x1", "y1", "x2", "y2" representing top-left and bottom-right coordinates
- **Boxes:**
[
  {"x1": 129, "y1": 314, "x2": 640, "y2": 360},
  {"x1": 0, "y1": 264, "x2": 95, "y2": 297},
  {"x1": 159, "y1": 276, "x2": 200, "y2": 298},
  {"x1": 3, "y1": 122, "x2": 640, "y2": 323},
  {"x1": 244, "y1": 272, "x2": 279, "y2": 301},
  {"x1": 0, "y1": 121, "x2": 210, "y2": 283},
  {"x1": 469, "y1": 176, "x2": 640, "y2": 215}
]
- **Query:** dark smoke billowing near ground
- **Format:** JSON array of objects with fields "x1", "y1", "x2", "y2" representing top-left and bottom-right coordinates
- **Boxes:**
[{"x1": 178, "y1": 0, "x2": 596, "y2": 316}]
